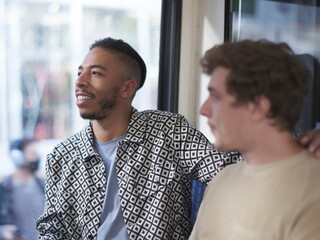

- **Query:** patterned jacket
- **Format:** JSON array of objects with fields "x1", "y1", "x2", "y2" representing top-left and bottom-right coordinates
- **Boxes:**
[{"x1": 36, "y1": 108, "x2": 241, "y2": 240}]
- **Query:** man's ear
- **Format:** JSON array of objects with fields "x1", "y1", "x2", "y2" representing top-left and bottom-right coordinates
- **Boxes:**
[
  {"x1": 121, "y1": 79, "x2": 137, "y2": 98},
  {"x1": 250, "y1": 95, "x2": 271, "y2": 121}
]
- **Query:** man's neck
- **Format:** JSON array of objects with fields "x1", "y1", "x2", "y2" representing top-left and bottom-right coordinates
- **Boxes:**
[
  {"x1": 92, "y1": 105, "x2": 132, "y2": 143},
  {"x1": 242, "y1": 131, "x2": 304, "y2": 166}
]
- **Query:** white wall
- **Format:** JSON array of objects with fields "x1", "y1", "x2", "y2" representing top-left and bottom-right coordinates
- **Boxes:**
[{"x1": 179, "y1": 0, "x2": 225, "y2": 142}]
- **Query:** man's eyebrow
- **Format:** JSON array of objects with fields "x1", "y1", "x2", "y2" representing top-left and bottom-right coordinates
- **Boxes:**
[{"x1": 78, "y1": 65, "x2": 107, "y2": 71}]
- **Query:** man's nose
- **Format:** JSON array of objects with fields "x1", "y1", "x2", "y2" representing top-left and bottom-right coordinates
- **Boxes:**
[
  {"x1": 200, "y1": 97, "x2": 212, "y2": 118},
  {"x1": 75, "y1": 71, "x2": 89, "y2": 88}
]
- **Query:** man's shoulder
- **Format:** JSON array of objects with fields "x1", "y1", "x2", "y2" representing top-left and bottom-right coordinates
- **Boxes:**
[
  {"x1": 53, "y1": 132, "x2": 81, "y2": 151},
  {"x1": 222, "y1": 161, "x2": 243, "y2": 173},
  {"x1": 305, "y1": 152, "x2": 320, "y2": 185},
  {"x1": 135, "y1": 109, "x2": 184, "y2": 121},
  {"x1": 131, "y1": 109, "x2": 191, "y2": 131},
  {"x1": 49, "y1": 123, "x2": 92, "y2": 156},
  {"x1": 210, "y1": 160, "x2": 243, "y2": 182},
  {"x1": 292, "y1": 150, "x2": 320, "y2": 177}
]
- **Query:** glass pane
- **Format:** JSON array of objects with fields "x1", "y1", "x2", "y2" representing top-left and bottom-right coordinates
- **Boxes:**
[
  {"x1": 229, "y1": 0, "x2": 320, "y2": 131},
  {"x1": 230, "y1": 0, "x2": 320, "y2": 58},
  {"x1": 0, "y1": 0, "x2": 161, "y2": 175}
]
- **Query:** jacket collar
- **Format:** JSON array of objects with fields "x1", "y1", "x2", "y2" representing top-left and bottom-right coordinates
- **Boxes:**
[
  {"x1": 77, "y1": 107, "x2": 147, "y2": 159},
  {"x1": 76, "y1": 122, "x2": 96, "y2": 160},
  {"x1": 126, "y1": 107, "x2": 147, "y2": 144}
]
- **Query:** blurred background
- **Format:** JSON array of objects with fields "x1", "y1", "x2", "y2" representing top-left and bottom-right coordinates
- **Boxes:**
[{"x1": 0, "y1": 0, "x2": 161, "y2": 177}]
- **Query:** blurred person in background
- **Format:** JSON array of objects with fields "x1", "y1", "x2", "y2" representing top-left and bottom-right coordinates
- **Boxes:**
[{"x1": 0, "y1": 138, "x2": 45, "y2": 240}]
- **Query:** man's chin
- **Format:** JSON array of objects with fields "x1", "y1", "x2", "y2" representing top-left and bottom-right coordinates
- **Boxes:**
[
  {"x1": 80, "y1": 112, "x2": 107, "y2": 121},
  {"x1": 79, "y1": 113, "x2": 94, "y2": 120}
]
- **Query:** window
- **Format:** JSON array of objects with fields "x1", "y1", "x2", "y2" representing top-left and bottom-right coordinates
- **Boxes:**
[
  {"x1": 227, "y1": 0, "x2": 320, "y2": 131},
  {"x1": 229, "y1": 0, "x2": 320, "y2": 59},
  {"x1": 0, "y1": 0, "x2": 161, "y2": 176}
]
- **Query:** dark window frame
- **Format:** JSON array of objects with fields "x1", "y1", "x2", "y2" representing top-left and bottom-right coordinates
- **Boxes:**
[{"x1": 157, "y1": 0, "x2": 182, "y2": 112}]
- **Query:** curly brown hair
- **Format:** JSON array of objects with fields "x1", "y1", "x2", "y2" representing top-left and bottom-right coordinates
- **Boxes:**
[{"x1": 201, "y1": 40, "x2": 309, "y2": 132}]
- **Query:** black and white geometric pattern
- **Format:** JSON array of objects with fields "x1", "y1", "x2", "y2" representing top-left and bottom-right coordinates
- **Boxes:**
[{"x1": 36, "y1": 108, "x2": 241, "y2": 240}]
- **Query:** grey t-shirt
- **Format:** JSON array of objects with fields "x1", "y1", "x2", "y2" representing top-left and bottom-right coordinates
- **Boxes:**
[{"x1": 95, "y1": 134, "x2": 130, "y2": 240}]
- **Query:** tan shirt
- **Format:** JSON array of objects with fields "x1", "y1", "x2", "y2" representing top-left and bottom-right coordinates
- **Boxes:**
[{"x1": 190, "y1": 150, "x2": 320, "y2": 240}]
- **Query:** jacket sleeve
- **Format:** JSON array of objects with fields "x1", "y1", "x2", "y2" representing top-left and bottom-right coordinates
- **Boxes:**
[
  {"x1": 172, "y1": 114, "x2": 242, "y2": 185},
  {"x1": 36, "y1": 149, "x2": 71, "y2": 240}
]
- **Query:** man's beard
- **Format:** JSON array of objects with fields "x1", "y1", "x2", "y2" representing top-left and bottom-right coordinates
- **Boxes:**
[{"x1": 80, "y1": 89, "x2": 118, "y2": 120}]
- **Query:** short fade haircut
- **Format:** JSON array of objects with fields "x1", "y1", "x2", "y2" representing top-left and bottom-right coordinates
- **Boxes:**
[
  {"x1": 201, "y1": 40, "x2": 309, "y2": 132},
  {"x1": 90, "y1": 37, "x2": 147, "y2": 90}
]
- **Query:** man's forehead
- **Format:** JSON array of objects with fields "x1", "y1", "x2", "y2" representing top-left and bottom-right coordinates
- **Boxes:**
[
  {"x1": 208, "y1": 67, "x2": 230, "y2": 88},
  {"x1": 80, "y1": 48, "x2": 115, "y2": 67},
  {"x1": 87, "y1": 48, "x2": 113, "y2": 59}
]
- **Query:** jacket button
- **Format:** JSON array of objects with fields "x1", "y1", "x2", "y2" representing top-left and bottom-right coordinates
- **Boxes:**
[{"x1": 88, "y1": 234, "x2": 93, "y2": 239}]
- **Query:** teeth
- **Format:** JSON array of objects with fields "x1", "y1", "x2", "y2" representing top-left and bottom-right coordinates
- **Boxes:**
[{"x1": 77, "y1": 95, "x2": 92, "y2": 101}]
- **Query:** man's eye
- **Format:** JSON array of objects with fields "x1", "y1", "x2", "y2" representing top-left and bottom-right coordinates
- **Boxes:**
[
  {"x1": 77, "y1": 72, "x2": 82, "y2": 76},
  {"x1": 210, "y1": 93, "x2": 221, "y2": 100},
  {"x1": 211, "y1": 93, "x2": 217, "y2": 99},
  {"x1": 92, "y1": 71, "x2": 100, "y2": 75}
]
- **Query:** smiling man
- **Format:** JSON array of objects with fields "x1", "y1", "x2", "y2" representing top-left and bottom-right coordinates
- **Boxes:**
[{"x1": 190, "y1": 40, "x2": 320, "y2": 240}]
